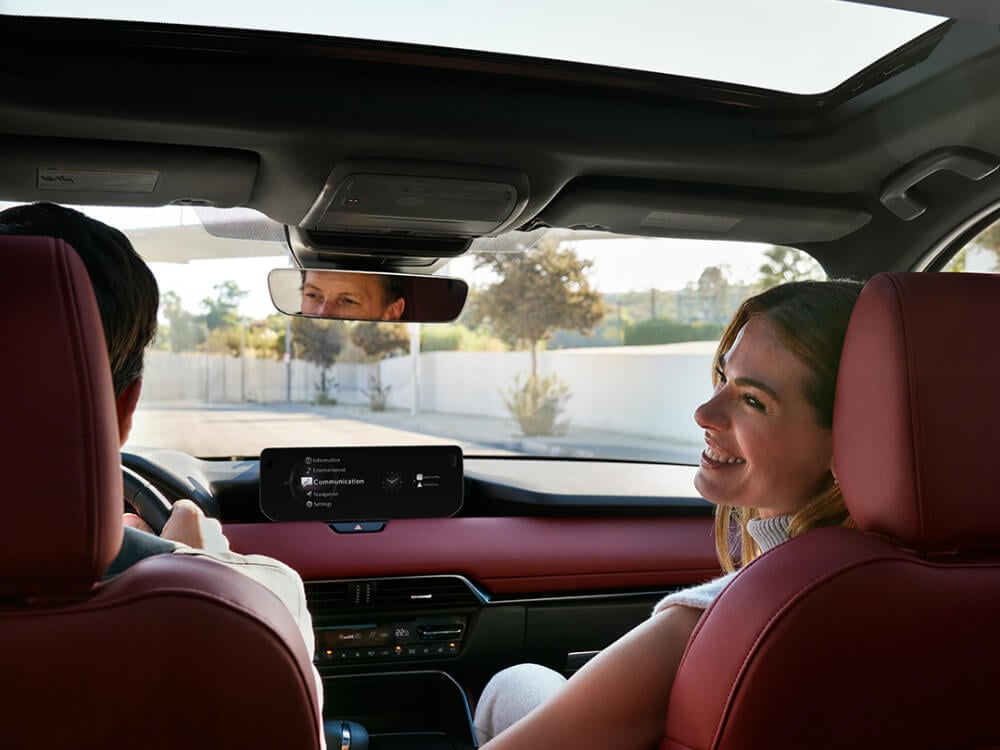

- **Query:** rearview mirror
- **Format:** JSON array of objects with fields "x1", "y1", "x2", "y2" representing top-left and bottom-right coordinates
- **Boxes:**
[{"x1": 268, "y1": 268, "x2": 468, "y2": 323}]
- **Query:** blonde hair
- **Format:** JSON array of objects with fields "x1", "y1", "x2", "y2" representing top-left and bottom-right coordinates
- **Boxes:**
[{"x1": 710, "y1": 280, "x2": 862, "y2": 573}]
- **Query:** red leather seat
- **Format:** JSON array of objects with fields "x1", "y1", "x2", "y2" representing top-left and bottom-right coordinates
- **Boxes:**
[
  {"x1": 661, "y1": 272, "x2": 1000, "y2": 750},
  {"x1": 0, "y1": 236, "x2": 322, "y2": 749}
]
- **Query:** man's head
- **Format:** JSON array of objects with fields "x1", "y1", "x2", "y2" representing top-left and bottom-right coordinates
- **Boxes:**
[
  {"x1": 300, "y1": 270, "x2": 406, "y2": 321},
  {"x1": 0, "y1": 202, "x2": 158, "y2": 442}
]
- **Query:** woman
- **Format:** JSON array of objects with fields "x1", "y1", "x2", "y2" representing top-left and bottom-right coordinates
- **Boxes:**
[{"x1": 474, "y1": 279, "x2": 864, "y2": 750}]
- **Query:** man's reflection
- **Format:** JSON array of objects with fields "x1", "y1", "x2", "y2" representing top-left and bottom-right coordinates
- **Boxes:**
[{"x1": 300, "y1": 270, "x2": 406, "y2": 321}]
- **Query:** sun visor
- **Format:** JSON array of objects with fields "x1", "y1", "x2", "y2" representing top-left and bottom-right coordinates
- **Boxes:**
[
  {"x1": 0, "y1": 137, "x2": 258, "y2": 208},
  {"x1": 539, "y1": 179, "x2": 871, "y2": 244}
]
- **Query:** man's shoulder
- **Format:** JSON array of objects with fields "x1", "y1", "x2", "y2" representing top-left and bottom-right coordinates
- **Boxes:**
[{"x1": 103, "y1": 525, "x2": 181, "y2": 580}]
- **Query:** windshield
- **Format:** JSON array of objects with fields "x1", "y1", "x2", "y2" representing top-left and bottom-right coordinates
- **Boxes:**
[{"x1": 14, "y1": 204, "x2": 825, "y2": 463}]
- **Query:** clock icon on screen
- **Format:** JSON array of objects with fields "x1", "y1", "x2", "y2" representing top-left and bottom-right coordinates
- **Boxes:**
[{"x1": 381, "y1": 471, "x2": 403, "y2": 493}]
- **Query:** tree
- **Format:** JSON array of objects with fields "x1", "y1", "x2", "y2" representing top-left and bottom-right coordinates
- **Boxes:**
[
  {"x1": 758, "y1": 247, "x2": 824, "y2": 288},
  {"x1": 350, "y1": 322, "x2": 410, "y2": 359},
  {"x1": 292, "y1": 316, "x2": 346, "y2": 399},
  {"x1": 604, "y1": 289, "x2": 678, "y2": 326},
  {"x1": 160, "y1": 290, "x2": 205, "y2": 352},
  {"x1": 468, "y1": 235, "x2": 605, "y2": 379},
  {"x1": 200, "y1": 280, "x2": 248, "y2": 331},
  {"x1": 698, "y1": 265, "x2": 727, "y2": 291},
  {"x1": 246, "y1": 314, "x2": 288, "y2": 360},
  {"x1": 696, "y1": 265, "x2": 730, "y2": 322},
  {"x1": 203, "y1": 325, "x2": 243, "y2": 356},
  {"x1": 963, "y1": 223, "x2": 1000, "y2": 271}
]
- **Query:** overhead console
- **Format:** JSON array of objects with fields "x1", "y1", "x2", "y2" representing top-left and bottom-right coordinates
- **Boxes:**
[
  {"x1": 538, "y1": 177, "x2": 872, "y2": 244},
  {"x1": 289, "y1": 159, "x2": 530, "y2": 272}
]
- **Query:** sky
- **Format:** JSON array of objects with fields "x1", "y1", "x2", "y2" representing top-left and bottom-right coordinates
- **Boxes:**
[
  {"x1": 0, "y1": 0, "x2": 942, "y2": 94},
  {"x1": 150, "y1": 255, "x2": 290, "y2": 321}
]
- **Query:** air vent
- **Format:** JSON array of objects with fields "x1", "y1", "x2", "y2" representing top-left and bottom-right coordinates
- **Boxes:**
[
  {"x1": 305, "y1": 577, "x2": 480, "y2": 622},
  {"x1": 375, "y1": 578, "x2": 480, "y2": 609},
  {"x1": 305, "y1": 581, "x2": 351, "y2": 623}
]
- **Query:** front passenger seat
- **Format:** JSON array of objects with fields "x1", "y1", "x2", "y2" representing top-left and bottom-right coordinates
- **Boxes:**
[
  {"x1": 660, "y1": 272, "x2": 1000, "y2": 749},
  {"x1": 0, "y1": 236, "x2": 323, "y2": 749}
]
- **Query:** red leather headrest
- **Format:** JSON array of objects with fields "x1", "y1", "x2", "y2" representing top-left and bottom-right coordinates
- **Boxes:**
[
  {"x1": 834, "y1": 272, "x2": 1000, "y2": 554},
  {"x1": 0, "y1": 236, "x2": 122, "y2": 595}
]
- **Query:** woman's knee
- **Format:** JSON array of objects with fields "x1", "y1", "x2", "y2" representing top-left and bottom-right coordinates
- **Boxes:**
[{"x1": 474, "y1": 663, "x2": 567, "y2": 744}]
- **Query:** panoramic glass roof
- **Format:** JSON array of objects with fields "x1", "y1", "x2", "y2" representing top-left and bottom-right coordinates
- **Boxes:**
[{"x1": 2, "y1": 0, "x2": 944, "y2": 94}]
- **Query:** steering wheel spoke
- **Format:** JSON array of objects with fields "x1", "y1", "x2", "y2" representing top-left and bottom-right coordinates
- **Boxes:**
[{"x1": 121, "y1": 465, "x2": 173, "y2": 535}]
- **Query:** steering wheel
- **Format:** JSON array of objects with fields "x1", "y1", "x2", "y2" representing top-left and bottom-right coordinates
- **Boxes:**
[{"x1": 122, "y1": 465, "x2": 173, "y2": 535}]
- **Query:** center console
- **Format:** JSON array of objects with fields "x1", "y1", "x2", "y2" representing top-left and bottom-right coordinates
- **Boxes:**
[
  {"x1": 324, "y1": 671, "x2": 476, "y2": 750},
  {"x1": 308, "y1": 575, "x2": 483, "y2": 749}
]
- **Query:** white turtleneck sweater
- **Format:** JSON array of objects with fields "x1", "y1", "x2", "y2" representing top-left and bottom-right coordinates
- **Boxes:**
[{"x1": 652, "y1": 514, "x2": 791, "y2": 615}]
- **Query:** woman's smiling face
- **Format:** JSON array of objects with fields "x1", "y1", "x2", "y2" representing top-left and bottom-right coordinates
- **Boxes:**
[{"x1": 693, "y1": 315, "x2": 834, "y2": 518}]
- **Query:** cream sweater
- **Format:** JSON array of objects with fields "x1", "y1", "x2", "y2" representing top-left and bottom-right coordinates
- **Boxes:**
[{"x1": 652, "y1": 514, "x2": 791, "y2": 614}]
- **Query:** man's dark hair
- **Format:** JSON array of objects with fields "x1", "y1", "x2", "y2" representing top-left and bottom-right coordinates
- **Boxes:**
[
  {"x1": 0, "y1": 202, "x2": 159, "y2": 398},
  {"x1": 378, "y1": 274, "x2": 406, "y2": 306}
]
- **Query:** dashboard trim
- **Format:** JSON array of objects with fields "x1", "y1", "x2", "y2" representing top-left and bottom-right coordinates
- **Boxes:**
[
  {"x1": 224, "y1": 515, "x2": 720, "y2": 597},
  {"x1": 304, "y1": 572, "x2": 685, "y2": 607}
]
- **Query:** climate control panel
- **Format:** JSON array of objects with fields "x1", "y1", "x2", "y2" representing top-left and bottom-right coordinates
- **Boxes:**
[{"x1": 315, "y1": 616, "x2": 467, "y2": 664}]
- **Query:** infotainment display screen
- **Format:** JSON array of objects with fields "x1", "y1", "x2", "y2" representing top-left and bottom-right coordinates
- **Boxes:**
[{"x1": 259, "y1": 445, "x2": 463, "y2": 522}]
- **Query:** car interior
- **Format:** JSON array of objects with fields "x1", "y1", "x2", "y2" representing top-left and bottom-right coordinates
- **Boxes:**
[
  {"x1": 0, "y1": 235, "x2": 323, "y2": 749},
  {"x1": 1, "y1": 1, "x2": 999, "y2": 748},
  {"x1": 664, "y1": 271, "x2": 1000, "y2": 748}
]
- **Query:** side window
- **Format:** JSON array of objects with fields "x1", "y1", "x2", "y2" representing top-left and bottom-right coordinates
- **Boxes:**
[{"x1": 942, "y1": 221, "x2": 1000, "y2": 273}]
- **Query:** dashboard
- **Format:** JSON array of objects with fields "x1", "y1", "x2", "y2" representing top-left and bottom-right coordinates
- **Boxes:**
[{"x1": 121, "y1": 447, "x2": 719, "y2": 745}]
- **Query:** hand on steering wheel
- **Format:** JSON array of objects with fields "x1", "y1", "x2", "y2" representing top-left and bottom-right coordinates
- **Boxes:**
[{"x1": 122, "y1": 465, "x2": 173, "y2": 535}]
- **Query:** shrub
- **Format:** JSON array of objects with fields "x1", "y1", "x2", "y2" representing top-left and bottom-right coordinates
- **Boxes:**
[
  {"x1": 421, "y1": 326, "x2": 465, "y2": 351},
  {"x1": 313, "y1": 374, "x2": 338, "y2": 405},
  {"x1": 624, "y1": 317, "x2": 724, "y2": 346},
  {"x1": 362, "y1": 374, "x2": 391, "y2": 411},
  {"x1": 314, "y1": 391, "x2": 337, "y2": 406},
  {"x1": 503, "y1": 374, "x2": 570, "y2": 436},
  {"x1": 421, "y1": 324, "x2": 508, "y2": 352}
]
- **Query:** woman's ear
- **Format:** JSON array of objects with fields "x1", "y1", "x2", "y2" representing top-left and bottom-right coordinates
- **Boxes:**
[{"x1": 115, "y1": 377, "x2": 143, "y2": 447}]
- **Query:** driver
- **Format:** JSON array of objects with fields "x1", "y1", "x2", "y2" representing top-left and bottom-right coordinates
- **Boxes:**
[
  {"x1": 0, "y1": 201, "x2": 324, "y2": 713},
  {"x1": 300, "y1": 269, "x2": 406, "y2": 320}
]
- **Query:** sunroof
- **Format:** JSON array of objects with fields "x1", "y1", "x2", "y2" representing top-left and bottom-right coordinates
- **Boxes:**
[{"x1": 1, "y1": 0, "x2": 944, "y2": 95}]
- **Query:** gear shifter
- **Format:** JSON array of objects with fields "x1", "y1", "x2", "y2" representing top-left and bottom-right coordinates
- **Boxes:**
[{"x1": 324, "y1": 720, "x2": 369, "y2": 750}]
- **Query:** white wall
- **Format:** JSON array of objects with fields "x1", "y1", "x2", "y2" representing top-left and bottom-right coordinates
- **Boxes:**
[
  {"x1": 143, "y1": 350, "x2": 328, "y2": 403},
  {"x1": 377, "y1": 343, "x2": 715, "y2": 444},
  {"x1": 543, "y1": 345, "x2": 714, "y2": 442},
  {"x1": 142, "y1": 342, "x2": 716, "y2": 444}
]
